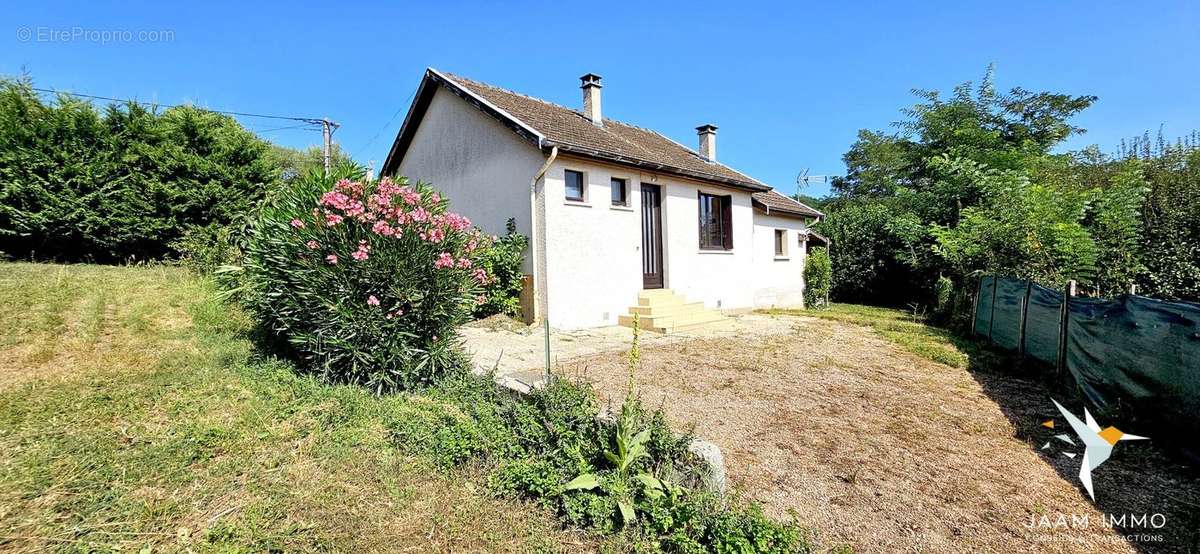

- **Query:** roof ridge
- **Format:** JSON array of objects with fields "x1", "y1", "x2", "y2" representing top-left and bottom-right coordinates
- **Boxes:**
[
  {"x1": 443, "y1": 72, "x2": 672, "y2": 159},
  {"x1": 443, "y1": 74, "x2": 693, "y2": 144},
  {"x1": 442, "y1": 72, "x2": 587, "y2": 120},
  {"x1": 426, "y1": 70, "x2": 769, "y2": 191}
]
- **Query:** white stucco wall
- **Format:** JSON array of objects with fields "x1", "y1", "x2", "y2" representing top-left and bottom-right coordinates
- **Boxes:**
[
  {"x1": 659, "y1": 179, "x2": 758, "y2": 311},
  {"x1": 540, "y1": 155, "x2": 802, "y2": 329},
  {"x1": 750, "y1": 213, "x2": 810, "y2": 308},
  {"x1": 395, "y1": 86, "x2": 544, "y2": 272},
  {"x1": 540, "y1": 158, "x2": 645, "y2": 329}
]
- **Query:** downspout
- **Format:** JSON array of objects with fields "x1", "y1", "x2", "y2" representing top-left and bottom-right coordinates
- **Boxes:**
[{"x1": 530, "y1": 145, "x2": 558, "y2": 378}]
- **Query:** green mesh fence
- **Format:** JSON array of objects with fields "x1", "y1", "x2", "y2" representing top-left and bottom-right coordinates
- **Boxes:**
[
  {"x1": 973, "y1": 276, "x2": 996, "y2": 338},
  {"x1": 1065, "y1": 295, "x2": 1200, "y2": 452},
  {"x1": 1022, "y1": 283, "x2": 1062, "y2": 365},
  {"x1": 974, "y1": 276, "x2": 1200, "y2": 457},
  {"x1": 990, "y1": 278, "x2": 1026, "y2": 351}
]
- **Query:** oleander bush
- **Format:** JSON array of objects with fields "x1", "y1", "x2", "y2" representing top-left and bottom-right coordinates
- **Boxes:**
[{"x1": 241, "y1": 164, "x2": 493, "y2": 391}]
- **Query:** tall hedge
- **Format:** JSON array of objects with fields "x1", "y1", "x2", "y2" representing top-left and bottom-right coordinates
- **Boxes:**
[{"x1": 0, "y1": 77, "x2": 280, "y2": 262}]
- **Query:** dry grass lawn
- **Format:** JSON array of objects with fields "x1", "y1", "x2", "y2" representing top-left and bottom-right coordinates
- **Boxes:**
[
  {"x1": 0, "y1": 263, "x2": 611, "y2": 552},
  {"x1": 559, "y1": 309, "x2": 1200, "y2": 553}
]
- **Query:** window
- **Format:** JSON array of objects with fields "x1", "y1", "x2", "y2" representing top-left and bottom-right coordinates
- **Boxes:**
[
  {"x1": 698, "y1": 192, "x2": 733, "y2": 250},
  {"x1": 564, "y1": 169, "x2": 585, "y2": 201},
  {"x1": 774, "y1": 229, "x2": 787, "y2": 257},
  {"x1": 611, "y1": 177, "x2": 628, "y2": 206}
]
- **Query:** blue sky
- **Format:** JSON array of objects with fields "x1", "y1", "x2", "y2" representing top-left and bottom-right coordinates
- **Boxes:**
[{"x1": 6, "y1": 1, "x2": 1198, "y2": 197}]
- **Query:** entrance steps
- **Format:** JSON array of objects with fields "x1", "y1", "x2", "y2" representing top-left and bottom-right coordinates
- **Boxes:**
[{"x1": 617, "y1": 289, "x2": 728, "y2": 334}]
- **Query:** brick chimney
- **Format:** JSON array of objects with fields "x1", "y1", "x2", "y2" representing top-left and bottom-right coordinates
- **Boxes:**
[
  {"x1": 696, "y1": 124, "x2": 717, "y2": 162},
  {"x1": 580, "y1": 73, "x2": 602, "y2": 126}
]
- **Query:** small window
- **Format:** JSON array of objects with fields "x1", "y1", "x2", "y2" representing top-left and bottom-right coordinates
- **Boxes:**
[
  {"x1": 698, "y1": 192, "x2": 733, "y2": 250},
  {"x1": 774, "y1": 229, "x2": 787, "y2": 257},
  {"x1": 564, "y1": 169, "x2": 585, "y2": 201},
  {"x1": 611, "y1": 177, "x2": 628, "y2": 206}
]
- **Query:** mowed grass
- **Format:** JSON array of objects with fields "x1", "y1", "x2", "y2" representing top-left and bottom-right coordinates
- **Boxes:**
[
  {"x1": 762, "y1": 303, "x2": 1001, "y2": 370},
  {"x1": 0, "y1": 263, "x2": 609, "y2": 553}
]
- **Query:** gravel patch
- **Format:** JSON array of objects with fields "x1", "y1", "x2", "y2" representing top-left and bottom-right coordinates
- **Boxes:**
[{"x1": 554, "y1": 316, "x2": 1200, "y2": 553}]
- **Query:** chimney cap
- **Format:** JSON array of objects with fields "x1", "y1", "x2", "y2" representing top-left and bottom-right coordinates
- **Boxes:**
[
  {"x1": 580, "y1": 73, "x2": 603, "y2": 88},
  {"x1": 696, "y1": 124, "x2": 718, "y2": 133}
]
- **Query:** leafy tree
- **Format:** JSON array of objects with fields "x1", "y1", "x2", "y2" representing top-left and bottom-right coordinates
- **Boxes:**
[
  {"x1": 928, "y1": 155, "x2": 1101, "y2": 287},
  {"x1": 268, "y1": 143, "x2": 353, "y2": 183},
  {"x1": 833, "y1": 67, "x2": 1095, "y2": 208},
  {"x1": 814, "y1": 200, "x2": 922, "y2": 304},
  {"x1": 822, "y1": 68, "x2": 1101, "y2": 305}
]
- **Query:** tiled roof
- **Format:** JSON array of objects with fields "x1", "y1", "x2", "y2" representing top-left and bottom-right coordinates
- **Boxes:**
[
  {"x1": 432, "y1": 70, "x2": 768, "y2": 191},
  {"x1": 751, "y1": 190, "x2": 823, "y2": 218}
]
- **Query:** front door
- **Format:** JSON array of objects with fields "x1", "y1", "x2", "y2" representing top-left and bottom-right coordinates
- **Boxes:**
[{"x1": 641, "y1": 184, "x2": 664, "y2": 288}]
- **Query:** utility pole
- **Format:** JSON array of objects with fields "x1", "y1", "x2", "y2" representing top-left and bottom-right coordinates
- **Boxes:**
[{"x1": 319, "y1": 117, "x2": 340, "y2": 178}]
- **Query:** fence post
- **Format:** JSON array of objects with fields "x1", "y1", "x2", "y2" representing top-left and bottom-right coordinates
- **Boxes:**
[
  {"x1": 988, "y1": 276, "x2": 999, "y2": 341},
  {"x1": 1056, "y1": 280, "x2": 1076, "y2": 377},
  {"x1": 1017, "y1": 280, "x2": 1032, "y2": 360},
  {"x1": 970, "y1": 275, "x2": 983, "y2": 336}
]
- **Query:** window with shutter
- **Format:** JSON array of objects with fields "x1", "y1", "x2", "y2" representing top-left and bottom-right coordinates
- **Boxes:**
[{"x1": 698, "y1": 192, "x2": 733, "y2": 250}]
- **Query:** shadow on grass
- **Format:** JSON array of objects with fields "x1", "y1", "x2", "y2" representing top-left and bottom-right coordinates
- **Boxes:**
[{"x1": 764, "y1": 304, "x2": 1200, "y2": 553}]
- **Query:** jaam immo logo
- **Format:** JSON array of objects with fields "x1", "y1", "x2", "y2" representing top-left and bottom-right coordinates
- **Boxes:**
[{"x1": 1041, "y1": 399, "x2": 1147, "y2": 501}]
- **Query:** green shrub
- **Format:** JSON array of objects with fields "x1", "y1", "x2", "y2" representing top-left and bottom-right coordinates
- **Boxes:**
[
  {"x1": 240, "y1": 165, "x2": 492, "y2": 391},
  {"x1": 473, "y1": 218, "x2": 528, "y2": 319},
  {"x1": 803, "y1": 248, "x2": 831, "y2": 308},
  {"x1": 172, "y1": 223, "x2": 243, "y2": 274},
  {"x1": 0, "y1": 77, "x2": 280, "y2": 263},
  {"x1": 376, "y1": 367, "x2": 808, "y2": 551}
]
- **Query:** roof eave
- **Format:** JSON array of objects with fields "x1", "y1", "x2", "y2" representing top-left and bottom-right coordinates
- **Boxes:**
[
  {"x1": 549, "y1": 141, "x2": 770, "y2": 193},
  {"x1": 751, "y1": 199, "x2": 822, "y2": 220},
  {"x1": 382, "y1": 68, "x2": 547, "y2": 176}
]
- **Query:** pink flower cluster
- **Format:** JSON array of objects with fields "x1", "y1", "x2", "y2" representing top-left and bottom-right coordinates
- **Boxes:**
[
  {"x1": 296, "y1": 176, "x2": 494, "y2": 281},
  {"x1": 352, "y1": 240, "x2": 371, "y2": 261}
]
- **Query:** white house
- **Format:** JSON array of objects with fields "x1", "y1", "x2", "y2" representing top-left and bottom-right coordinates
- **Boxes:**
[{"x1": 381, "y1": 69, "x2": 825, "y2": 332}]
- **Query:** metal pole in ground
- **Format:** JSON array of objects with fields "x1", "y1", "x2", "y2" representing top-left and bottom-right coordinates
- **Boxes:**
[
  {"x1": 1018, "y1": 280, "x2": 1032, "y2": 360},
  {"x1": 543, "y1": 317, "x2": 551, "y2": 383},
  {"x1": 970, "y1": 275, "x2": 983, "y2": 336},
  {"x1": 322, "y1": 118, "x2": 332, "y2": 178},
  {"x1": 1057, "y1": 280, "x2": 1076, "y2": 378}
]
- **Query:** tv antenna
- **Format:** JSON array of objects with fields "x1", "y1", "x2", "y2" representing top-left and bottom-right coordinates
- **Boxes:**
[{"x1": 796, "y1": 169, "x2": 835, "y2": 195}]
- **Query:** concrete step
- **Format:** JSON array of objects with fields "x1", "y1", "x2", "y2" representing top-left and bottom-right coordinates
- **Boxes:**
[
  {"x1": 664, "y1": 312, "x2": 729, "y2": 333},
  {"x1": 619, "y1": 310, "x2": 727, "y2": 334},
  {"x1": 628, "y1": 301, "x2": 705, "y2": 317},
  {"x1": 637, "y1": 294, "x2": 685, "y2": 307},
  {"x1": 637, "y1": 288, "x2": 676, "y2": 299}
]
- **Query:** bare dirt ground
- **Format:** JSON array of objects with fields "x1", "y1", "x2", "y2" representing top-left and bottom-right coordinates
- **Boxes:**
[{"x1": 552, "y1": 314, "x2": 1200, "y2": 553}]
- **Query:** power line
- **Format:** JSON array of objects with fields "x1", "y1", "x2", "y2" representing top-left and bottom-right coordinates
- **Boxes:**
[
  {"x1": 31, "y1": 86, "x2": 327, "y2": 124},
  {"x1": 350, "y1": 87, "x2": 416, "y2": 159},
  {"x1": 33, "y1": 84, "x2": 341, "y2": 176},
  {"x1": 254, "y1": 123, "x2": 322, "y2": 133}
]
